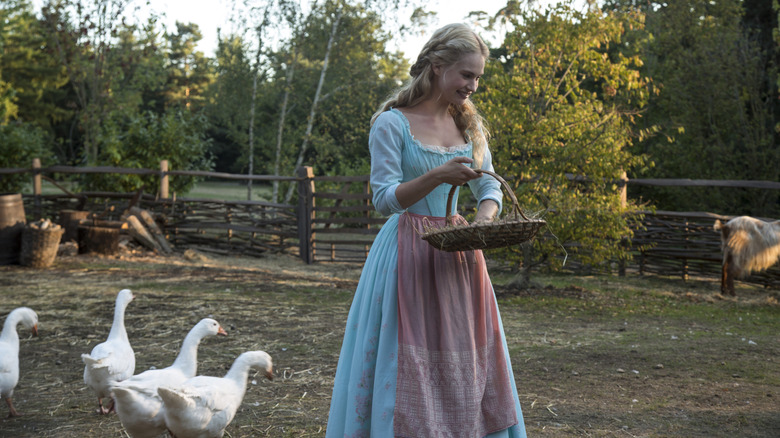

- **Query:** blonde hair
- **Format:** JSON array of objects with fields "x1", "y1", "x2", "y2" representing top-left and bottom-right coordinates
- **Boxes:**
[{"x1": 371, "y1": 23, "x2": 491, "y2": 168}]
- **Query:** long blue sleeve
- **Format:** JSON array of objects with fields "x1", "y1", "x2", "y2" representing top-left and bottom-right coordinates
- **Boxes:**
[
  {"x1": 369, "y1": 112, "x2": 406, "y2": 216},
  {"x1": 468, "y1": 146, "x2": 504, "y2": 216}
]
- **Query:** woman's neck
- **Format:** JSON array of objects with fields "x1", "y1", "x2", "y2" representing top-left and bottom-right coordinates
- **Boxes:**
[{"x1": 408, "y1": 97, "x2": 450, "y2": 119}]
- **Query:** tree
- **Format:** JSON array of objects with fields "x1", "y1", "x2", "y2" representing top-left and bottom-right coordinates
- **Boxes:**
[
  {"x1": 164, "y1": 22, "x2": 214, "y2": 111},
  {"x1": 0, "y1": 0, "x2": 63, "y2": 192},
  {"x1": 87, "y1": 108, "x2": 213, "y2": 194},
  {"x1": 208, "y1": 0, "x2": 412, "y2": 203},
  {"x1": 274, "y1": 0, "x2": 412, "y2": 201},
  {"x1": 604, "y1": 0, "x2": 779, "y2": 217},
  {"x1": 41, "y1": 0, "x2": 135, "y2": 164},
  {"x1": 0, "y1": 0, "x2": 68, "y2": 129},
  {"x1": 208, "y1": 34, "x2": 254, "y2": 174},
  {"x1": 475, "y1": 1, "x2": 653, "y2": 270}
]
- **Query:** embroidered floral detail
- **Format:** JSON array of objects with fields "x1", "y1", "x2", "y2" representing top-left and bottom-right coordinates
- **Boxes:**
[
  {"x1": 357, "y1": 368, "x2": 374, "y2": 390},
  {"x1": 353, "y1": 392, "x2": 372, "y2": 425},
  {"x1": 345, "y1": 429, "x2": 370, "y2": 438}
]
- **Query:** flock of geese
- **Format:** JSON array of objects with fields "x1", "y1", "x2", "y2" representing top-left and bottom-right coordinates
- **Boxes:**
[{"x1": 1, "y1": 289, "x2": 274, "y2": 438}]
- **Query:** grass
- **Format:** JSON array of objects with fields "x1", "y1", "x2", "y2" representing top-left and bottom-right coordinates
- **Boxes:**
[
  {"x1": 182, "y1": 180, "x2": 274, "y2": 202},
  {"x1": 31, "y1": 180, "x2": 274, "y2": 203}
]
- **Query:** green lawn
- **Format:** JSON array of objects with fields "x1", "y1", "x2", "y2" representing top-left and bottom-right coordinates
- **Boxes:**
[{"x1": 182, "y1": 180, "x2": 274, "y2": 202}]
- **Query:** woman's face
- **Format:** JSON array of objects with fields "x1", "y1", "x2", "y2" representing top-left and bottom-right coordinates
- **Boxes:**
[{"x1": 433, "y1": 52, "x2": 485, "y2": 105}]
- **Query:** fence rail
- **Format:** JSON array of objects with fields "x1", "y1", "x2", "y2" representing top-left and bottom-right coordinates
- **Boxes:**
[{"x1": 3, "y1": 160, "x2": 780, "y2": 290}]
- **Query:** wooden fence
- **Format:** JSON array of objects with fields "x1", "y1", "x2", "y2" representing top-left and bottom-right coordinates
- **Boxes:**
[{"x1": 3, "y1": 160, "x2": 779, "y2": 289}]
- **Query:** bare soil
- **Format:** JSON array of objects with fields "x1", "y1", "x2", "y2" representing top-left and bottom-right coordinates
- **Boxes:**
[{"x1": 1, "y1": 247, "x2": 778, "y2": 437}]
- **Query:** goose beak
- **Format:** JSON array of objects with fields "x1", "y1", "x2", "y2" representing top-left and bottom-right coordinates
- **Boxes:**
[
  {"x1": 217, "y1": 326, "x2": 228, "y2": 336},
  {"x1": 31, "y1": 324, "x2": 39, "y2": 337}
]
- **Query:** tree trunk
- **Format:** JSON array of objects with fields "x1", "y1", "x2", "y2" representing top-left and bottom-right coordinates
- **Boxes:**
[
  {"x1": 247, "y1": 57, "x2": 259, "y2": 201},
  {"x1": 247, "y1": 18, "x2": 268, "y2": 201},
  {"x1": 272, "y1": 48, "x2": 296, "y2": 205},
  {"x1": 283, "y1": 10, "x2": 342, "y2": 203}
]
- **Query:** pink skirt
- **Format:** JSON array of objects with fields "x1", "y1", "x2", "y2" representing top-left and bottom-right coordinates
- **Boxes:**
[{"x1": 394, "y1": 212, "x2": 517, "y2": 437}]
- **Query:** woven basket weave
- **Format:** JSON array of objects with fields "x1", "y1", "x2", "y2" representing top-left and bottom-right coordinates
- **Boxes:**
[
  {"x1": 21, "y1": 225, "x2": 64, "y2": 268},
  {"x1": 421, "y1": 170, "x2": 546, "y2": 252}
]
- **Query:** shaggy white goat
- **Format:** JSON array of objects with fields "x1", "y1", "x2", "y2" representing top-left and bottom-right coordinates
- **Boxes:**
[{"x1": 714, "y1": 216, "x2": 780, "y2": 296}]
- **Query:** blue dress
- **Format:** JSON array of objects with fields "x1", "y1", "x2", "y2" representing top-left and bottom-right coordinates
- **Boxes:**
[{"x1": 326, "y1": 109, "x2": 527, "y2": 438}]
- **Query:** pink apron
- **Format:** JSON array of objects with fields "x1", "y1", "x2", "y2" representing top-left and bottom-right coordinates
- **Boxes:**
[{"x1": 394, "y1": 212, "x2": 517, "y2": 437}]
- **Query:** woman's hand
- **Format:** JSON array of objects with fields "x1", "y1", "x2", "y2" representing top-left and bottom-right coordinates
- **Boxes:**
[
  {"x1": 473, "y1": 199, "x2": 499, "y2": 223},
  {"x1": 394, "y1": 157, "x2": 483, "y2": 210},
  {"x1": 433, "y1": 157, "x2": 481, "y2": 186}
]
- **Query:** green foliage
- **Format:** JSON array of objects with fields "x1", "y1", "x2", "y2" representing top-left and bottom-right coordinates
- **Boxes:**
[
  {"x1": 606, "y1": 0, "x2": 780, "y2": 217},
  {"x1": 0, "y1": 122, "x2": 51, "y2": 193},
  {"x1": 164, "y1": 22, "x2": 215, "y2": 111},
  {"x1": 475, "y1": 1, "x2": 653, "y2": 268},
  {"x1": 0, "y1": 0, "x2": 69, "y2": 129},
  {"x1": 83, "y1": 108, "x2": 214, "y2": 194},
  {"x1": 279, "y1": 1, "x2": 409, "y2": 175},
  {"x1": 206, "y1": 35, "x2": 255, "y2": 174}
]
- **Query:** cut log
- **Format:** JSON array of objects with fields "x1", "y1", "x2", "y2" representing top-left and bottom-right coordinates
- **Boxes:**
[
  {"x1": 126, "y1": 207, "x2": 172, "y2": 253},
  {"x1": 78, "y1": 226, "x2": 119, "y2": 255},
  {"x1": 76, "y1": 219, "x2": 128, "y2": 230},
  {"x1": 125, "y1": 215, "x2": 162, "y2": 253}
]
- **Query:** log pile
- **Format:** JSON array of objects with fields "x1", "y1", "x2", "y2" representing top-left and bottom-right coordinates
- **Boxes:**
[
  {"x1": 121, "y1": 207, "x2": 173, "y2": 254},
  {"x1": 66, "y1": 207, "x2": 173, "y2": 255}
]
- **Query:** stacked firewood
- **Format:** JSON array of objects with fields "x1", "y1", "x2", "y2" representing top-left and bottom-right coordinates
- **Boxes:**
[{"x1": 121, "y1": 207, "x2": 173, "y2": 254}]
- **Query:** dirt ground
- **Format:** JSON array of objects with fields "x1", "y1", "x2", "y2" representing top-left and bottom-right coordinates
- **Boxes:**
[{"x1": 1, "y1": 245, "x2": 779, "y2": 437}]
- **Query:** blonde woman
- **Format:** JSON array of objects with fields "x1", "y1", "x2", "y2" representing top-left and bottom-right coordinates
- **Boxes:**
[{"x1": 326, "y1": 23, "x2": 527, "y2": 438}]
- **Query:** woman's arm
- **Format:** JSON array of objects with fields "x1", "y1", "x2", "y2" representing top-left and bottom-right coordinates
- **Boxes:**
[
  {"x1": 468, "y1": 146, "x2": 503, "y2": 223},
  {"x1": 473, "y1": 199, "x2": 499, "y2": 223},
  {"x1": 394, "y1": 157, "x2": 481, "y2": 210},
  {"x1": 370, "y1": 112, "x2": 484, "y2": 215}
]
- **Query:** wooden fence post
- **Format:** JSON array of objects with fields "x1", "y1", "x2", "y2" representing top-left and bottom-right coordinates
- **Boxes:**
[
  {"x1": 160, "y1": 160, "x2": 169, "y2": 199},
  {"x1": 618, "y1": 171, "x2": 628, "y2": 276},
  {"x1": 32, "y1": 158, "x2": 42, "y2": 217},
  {"x1": 297, "y1": 166, "x2": 315, "y2": 264}
]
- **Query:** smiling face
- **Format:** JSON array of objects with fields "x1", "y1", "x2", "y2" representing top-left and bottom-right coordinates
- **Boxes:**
[{"x1": 433, "y1": 52, "x2": 485, "y2": 105}]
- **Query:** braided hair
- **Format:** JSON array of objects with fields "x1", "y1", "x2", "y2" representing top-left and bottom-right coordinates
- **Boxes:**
[{"x1": 371, "y1": 23, "x2": 491, "y2": 168}]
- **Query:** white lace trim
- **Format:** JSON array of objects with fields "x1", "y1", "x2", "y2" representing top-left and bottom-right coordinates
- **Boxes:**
[
  {"x1": 416, "y1": 141, "x2": 471, "y2": 154},
  {"x1": 390, "y1": 108, "x2": 472, "y2": 154}
]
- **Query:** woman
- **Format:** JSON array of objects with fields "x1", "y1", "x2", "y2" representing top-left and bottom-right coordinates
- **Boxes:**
[{"x1": 326, "y1": 23, "x2": 527, "y2": 438}]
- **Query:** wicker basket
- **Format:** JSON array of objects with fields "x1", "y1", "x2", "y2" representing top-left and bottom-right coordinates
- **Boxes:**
[
  {"x1": 20, "y1": 224, "x2": 65, "y2": 268},
  {"x1": 421, "y1": 170, "x2": 546, "y2": 252}
]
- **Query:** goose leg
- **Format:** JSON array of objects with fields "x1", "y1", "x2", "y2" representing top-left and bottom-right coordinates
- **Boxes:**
[
  {"x1": 5, "y1": 397, "x2": 20, "y2": 417},
  {"x1": 97, "y1": 397, "x2": 110, "y2": 415},
  {"x1": 107, "y1": 397, "x2": 116, "y2": 413}
]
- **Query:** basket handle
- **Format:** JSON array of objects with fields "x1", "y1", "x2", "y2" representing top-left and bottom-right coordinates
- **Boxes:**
[{"x1": 445, "y1": 169, "x2": 530, "y2": 225}]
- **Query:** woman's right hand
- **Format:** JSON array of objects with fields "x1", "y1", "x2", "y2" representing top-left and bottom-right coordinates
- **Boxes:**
[
  {"x1": 394, "y1": 157, "x2": 482, "y2": 210},
  {"x1": 434, "y1": 157, "x2": 481, "y2": 186}
]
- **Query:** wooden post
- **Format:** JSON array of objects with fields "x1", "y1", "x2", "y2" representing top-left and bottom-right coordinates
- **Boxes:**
[
  {"x1": 160, "y1": 160, "x2": 169, "y2": 199},
  {"x1": 682, "y1": 218, "x2": 689, "y2": 281},
  {"x1": 32, "y1": 158, "x2": 42, "y2": 218},
  {"x1": 618, "y1": 171, "x2": 628, "y2": 276},
  {"x1": 618, "y1": 171, "x2": 628, "y2": 209},
  {"x1": 297, "y1": 166, "x2": 315, "y2": 264}
]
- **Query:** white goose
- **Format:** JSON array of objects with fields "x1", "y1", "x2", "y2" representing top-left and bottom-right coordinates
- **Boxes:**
[
  {"x1": 111, "y1": 318, "x2": 228, "y2": 438},
  {"x1": 0, "y1": 307, "x2": 38, "y2": 417},
  {"x1": 82, "y1": 289, "x2": 135, "y2": 414},
  {"x1": 158, "y1": 350, "x2": 274, "y2": 438}
]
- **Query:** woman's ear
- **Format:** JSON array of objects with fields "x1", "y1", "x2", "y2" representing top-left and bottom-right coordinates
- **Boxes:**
[{"x1": 431, "y1": 63, "x2": 442, "y2": 76}]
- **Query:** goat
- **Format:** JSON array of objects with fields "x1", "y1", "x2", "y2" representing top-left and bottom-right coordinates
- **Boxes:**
[{"x1": 713, "y1": 216, "x2": 780, "y2": 296}]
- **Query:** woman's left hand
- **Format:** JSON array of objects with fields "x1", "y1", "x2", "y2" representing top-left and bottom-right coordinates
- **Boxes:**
[{"x1": 473, "y1": 199, "x2": 499, "y2": 223}]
